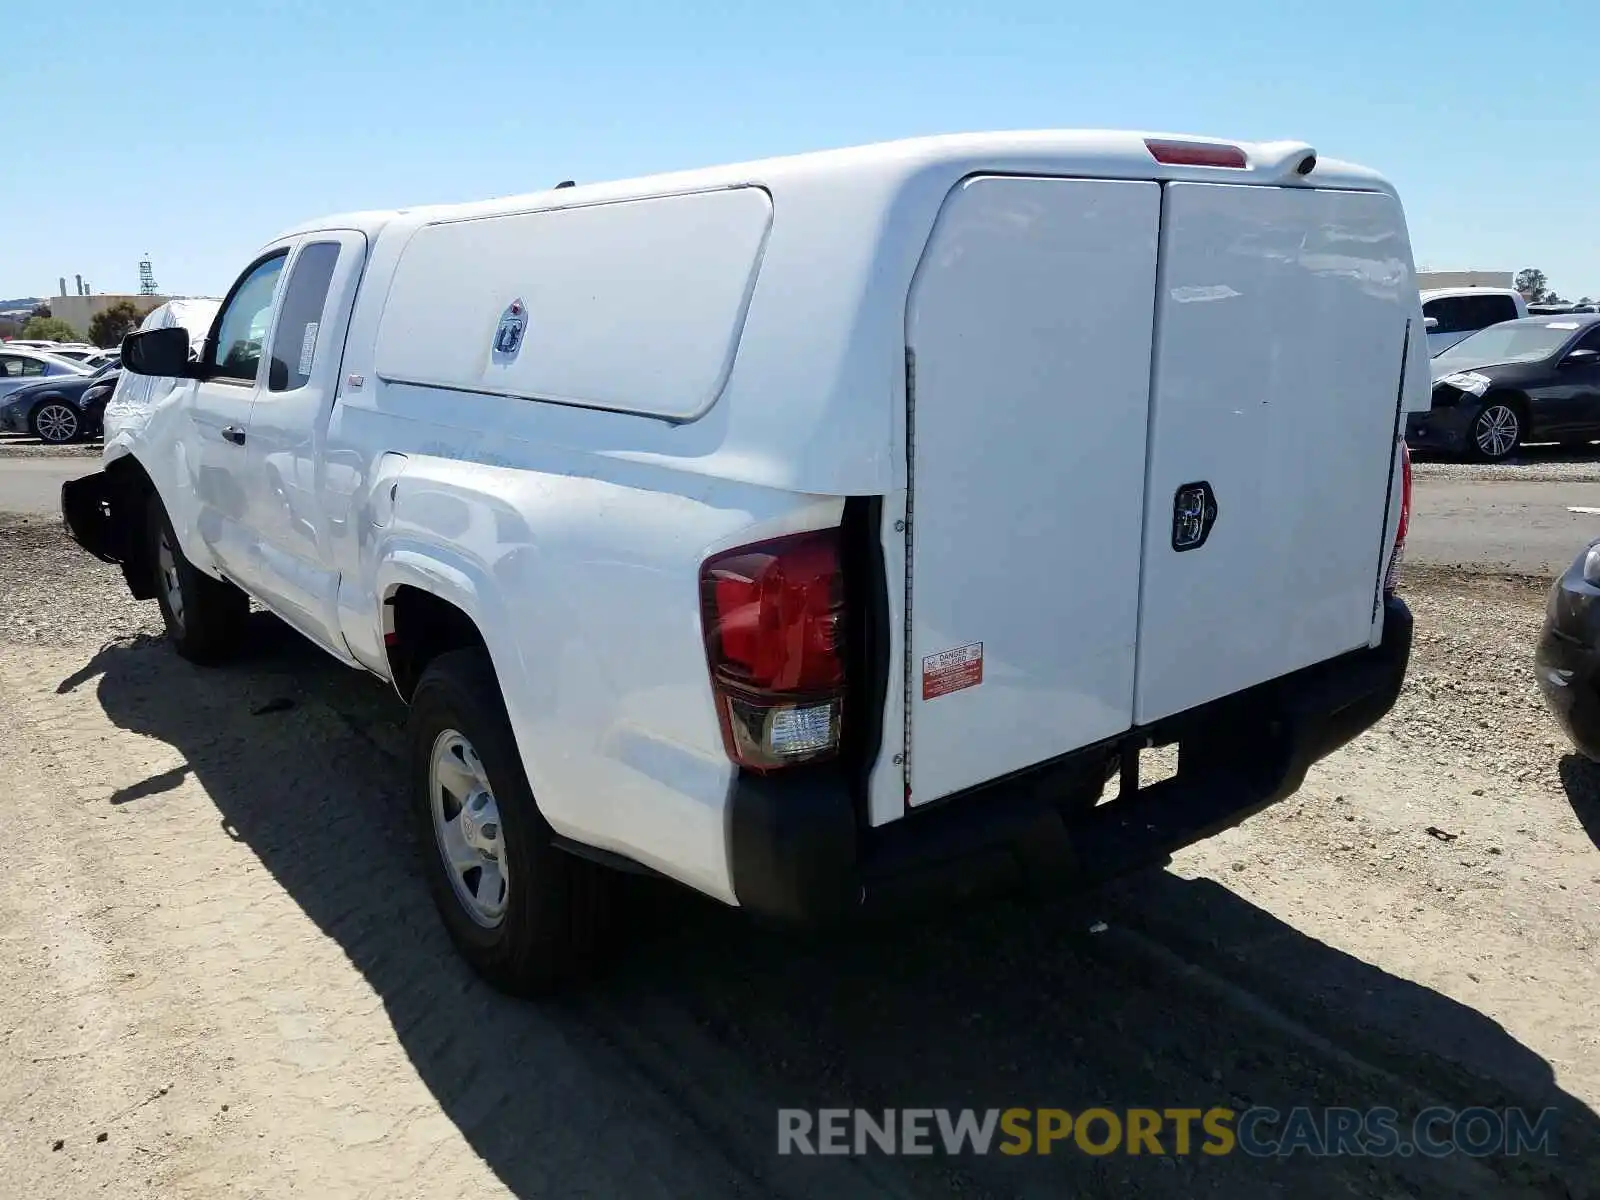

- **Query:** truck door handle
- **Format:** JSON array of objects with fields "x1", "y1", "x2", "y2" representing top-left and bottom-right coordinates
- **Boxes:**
[
  {"x1": 1172, "y1": 481, "x2": 1219, "y2": 551},
  {"x1": 221, "y1": 425, "x2": 247, "y2": 446}
]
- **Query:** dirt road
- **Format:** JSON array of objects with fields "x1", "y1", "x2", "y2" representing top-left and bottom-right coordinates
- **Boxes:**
[
  {"x1": 0, "y1": 455, "x2": 93, "y2": 515},
  {"x1": 1409, "y1": 479, "x2": 1600, "y2": 576},
  {"x1": 2, "y1": 512, "x2": 1598, "y2": 1199}
]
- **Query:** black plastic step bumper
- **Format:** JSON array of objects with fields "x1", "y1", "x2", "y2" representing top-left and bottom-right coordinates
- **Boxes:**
[
  {"x1": 729, "y1": 596, "x2": 1414, "y2": 925},
  {"x1": 61, "y1": 469, "x2": 126, "y2": 563}
]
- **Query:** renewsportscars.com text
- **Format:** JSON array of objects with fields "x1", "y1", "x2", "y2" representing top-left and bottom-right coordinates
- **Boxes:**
[{"x1": 777, "y1": 1106, "x2": 1559, "y2": 1159}]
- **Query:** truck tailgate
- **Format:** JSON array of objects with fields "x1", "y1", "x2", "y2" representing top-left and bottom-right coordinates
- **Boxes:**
[
  {"x1": 1133, "y1": 183, "x2": 1412, "y2": 725},
  {"x1": 904, "y1": 176, "x2": 1161, "y2": 807},
  {"x1": 901, "y1": 175, "x2": 1415, "y2": 809}
]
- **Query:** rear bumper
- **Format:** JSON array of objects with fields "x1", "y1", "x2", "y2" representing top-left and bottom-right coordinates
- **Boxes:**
[
  {"x1": 730, "y1": 596, "x2": 1414, "y2": 924},
  {"x1": 1536, "y1": 546, "x2": 1600, "y2": 760}
]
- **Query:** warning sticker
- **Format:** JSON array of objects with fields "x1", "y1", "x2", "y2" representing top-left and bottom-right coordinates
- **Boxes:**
[{"x1": 922, "y1": 642, "x2": 983, "y2": 701}]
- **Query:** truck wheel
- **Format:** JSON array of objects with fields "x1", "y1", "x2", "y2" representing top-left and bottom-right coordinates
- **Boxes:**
[
  {"x1": 147, "y1": 499, "x2": 249, "y2": 663},
  {"x1": 409, "y1": 648, "x2": 609, "y2": 995}
]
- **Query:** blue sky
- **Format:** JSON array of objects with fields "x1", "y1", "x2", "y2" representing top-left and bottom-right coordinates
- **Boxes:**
[{"x1": 5, "y1": 1, "x2": 1597, "y2": 301}]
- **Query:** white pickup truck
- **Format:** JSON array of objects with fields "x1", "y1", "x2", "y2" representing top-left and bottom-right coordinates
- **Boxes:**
[{"x1": 64, "y1": 130, "x2": 1424, "y2": 993}]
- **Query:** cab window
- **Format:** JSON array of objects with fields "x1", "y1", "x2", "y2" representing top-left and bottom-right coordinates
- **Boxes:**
[
  {"x1": 1458, "y1": 294, "x2": 1519, "y2": 329},
  {"x1": 210, "y1": 253, "x2": 288, "y2": 383},
  {"x1": 1425, "y1": 294, "x2": 1518, "y2": 336},
  {"x1": 1423, "y1": 296, "x2": 1468, "y2": 334},
  {"x1": 268, "y1": 242, "x2": 340, "y2": 392}
]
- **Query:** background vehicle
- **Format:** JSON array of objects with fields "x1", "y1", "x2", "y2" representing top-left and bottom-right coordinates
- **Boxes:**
[
  {"x1": 1421, "y1": 287, "x2": 1527, "y2": 356},
  {"x1": 1537, "y1": 538, "x2": 1600, "y2": 759},
  {"x1": 1529, "y1": 302, "x2": 1598, "y2": 316},
  {"x1": 0, "y1": 346, "x2": 90, "y2": 401},
  {"x1": 1407, "y1": 315, "x2": 1600, "y2": 460},
  {"x1": 50, "y1": 347, "x2": 109, "y2": 366},
  {"x1": 49, "y1": 346, "x2": 119, "y2": 367},
  {"x1": 0, "y1": 359, "x2": 118, "y2": 443},
  {"x1": 102, "y1": 298, "x2": 218, "y2": 420},
  {"x1": 66, "y1": 131, "x2": 1421, "y2": 994},
  {"x1": 3, "y1": 338, "x2": 63, "y2": 350},
  {"x1": 77, "y1": 364, "x2": 121, "y2": 437}
]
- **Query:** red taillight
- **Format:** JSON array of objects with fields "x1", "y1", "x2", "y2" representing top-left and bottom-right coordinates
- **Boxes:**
[
  {"x1": 700, "y1": 530, "x2": 846, "y2": 771},
  {"x1": 1385, "y1": 441, "x2": 1412, "y2": 595},
  {"x1": 1144, "y1": 138, "x2": 1249, "y2": 169}
]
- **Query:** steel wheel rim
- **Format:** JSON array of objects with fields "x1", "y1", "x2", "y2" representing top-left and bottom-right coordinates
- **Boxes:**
[
  {"x1": 35, "y1": 403, "x2": 78, "y2": 444},
  {"x1": 429, "y1": 729, "x2": 510, "y2": 927},
  {"x1": 156, "y1": 527, "x2": 184, "y2": 630},
  {"x1": 1475, "y1": 405, "x2": 1518, "y2": 458}
]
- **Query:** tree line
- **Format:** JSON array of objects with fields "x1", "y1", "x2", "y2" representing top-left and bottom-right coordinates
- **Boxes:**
[{"x1": 1514, "y1": 268, "x2": 1592, "y2": 307}]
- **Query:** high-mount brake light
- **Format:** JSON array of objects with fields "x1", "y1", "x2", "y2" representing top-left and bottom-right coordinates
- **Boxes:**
[
  {"x1": 1144, "y1": 139, "x2": 1249, "y2": 169},
  {"x1": 699, "y1": 529, "x2": 847, "y2": 772}
]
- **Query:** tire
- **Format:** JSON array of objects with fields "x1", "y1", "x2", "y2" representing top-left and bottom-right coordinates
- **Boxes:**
[
  {"x1": 1468, "y1": 399, "x2": 1522, "y2": 462},
  {"x1": 146, "y1": 497, "x2": 249, "y2": 663},
  {"x1": 30, "y1": 400, "x2": 80, "y2": 444},
  {"x1": 409, "y1": 647, "x2": 609, "y2": 995}
]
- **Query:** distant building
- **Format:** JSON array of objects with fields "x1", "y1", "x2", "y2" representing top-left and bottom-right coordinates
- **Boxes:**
[
  {"x1": 1417, "y1": 270, "x2": 1515, "y2": 291},
  {"x1": 50, "y1": 287, "x2": 168, "y2": 341}
]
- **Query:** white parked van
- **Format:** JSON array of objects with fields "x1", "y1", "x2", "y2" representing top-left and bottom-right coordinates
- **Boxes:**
[{"x1": 64, "y1": 131, "x2": 1424, "y2": 993}]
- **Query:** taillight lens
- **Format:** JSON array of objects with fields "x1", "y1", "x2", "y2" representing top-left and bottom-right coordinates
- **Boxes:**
[
  {"x1": 1384, "y1": 441, "x2": 1412, "y2": 595},
  {"x1": 700, "y1": 530, "x2": 846, "y2": 771}
]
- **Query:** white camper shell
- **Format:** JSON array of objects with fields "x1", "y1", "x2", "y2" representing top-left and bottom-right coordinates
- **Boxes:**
[{"x1": 67, "y1": 131, "x2": 1422, "y2": 991}]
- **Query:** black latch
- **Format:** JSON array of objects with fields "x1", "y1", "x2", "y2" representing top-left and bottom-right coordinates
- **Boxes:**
[{"x1": 1172, "y1": 481, "x2": 1219, "y2": 552}]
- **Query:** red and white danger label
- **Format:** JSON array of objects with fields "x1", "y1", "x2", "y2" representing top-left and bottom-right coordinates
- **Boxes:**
[{"x1": 922, "y1": 642, "x2": 983, "y2": 701}]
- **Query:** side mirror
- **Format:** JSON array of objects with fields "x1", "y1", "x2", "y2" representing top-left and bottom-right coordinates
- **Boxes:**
[
  {"x1": 1562, "y1": 348, "x2": 1600, "y2": 368},
  {"x1": 1423, "y1": 317, "x2": 1440, "y2": 332},
  {"x1": 120, "y1": 327, "x2": 197, "y2": 377}
]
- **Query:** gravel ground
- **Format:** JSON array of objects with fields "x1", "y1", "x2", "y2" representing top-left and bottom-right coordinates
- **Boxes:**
[
  {"x1": 0, "y1": 434, "x2": 100, "y2": 458},
  {"x1": 2, "y1": 514, "x2": 1598, "y2": 1199},
  {"x1": 0, "y1": 515, "x2": 153, "y2": 645},
  {"x1": 1393, "y1": 565, "x2": 1566, "y2": 787},
  {"x1": 1412, "y1": 444, "x2": 1600, "y2": 484}
]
